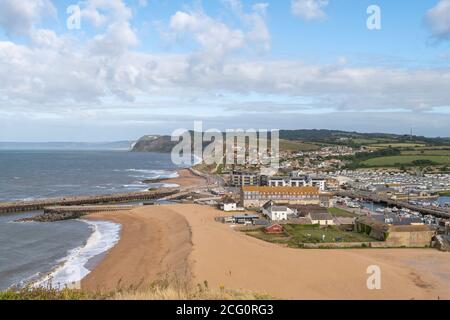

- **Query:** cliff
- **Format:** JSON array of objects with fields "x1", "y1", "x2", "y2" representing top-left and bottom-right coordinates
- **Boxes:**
[{"x1": 131, "y1": 135, "x2": 177, "y2": 153}]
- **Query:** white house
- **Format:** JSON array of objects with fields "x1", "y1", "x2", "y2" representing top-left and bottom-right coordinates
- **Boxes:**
[
  {"x1": 262, "y1": 203, "x2": 295, "y2": 221},
  {"x1": 220, "y1": 197, "x2": 237, "y2": 212}
]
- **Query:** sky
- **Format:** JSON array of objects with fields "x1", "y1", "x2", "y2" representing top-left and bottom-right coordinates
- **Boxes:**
[{"x1": 0, "y1": 0, "x2": 450, "y2": 141}]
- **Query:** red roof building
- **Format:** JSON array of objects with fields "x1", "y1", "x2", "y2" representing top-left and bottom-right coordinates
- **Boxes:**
[{"x1": 265, "y1": 224, "x2": 284, "y2": 234}]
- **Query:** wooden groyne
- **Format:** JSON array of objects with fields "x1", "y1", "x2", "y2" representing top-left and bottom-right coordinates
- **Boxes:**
[{"x1": 0, "y1": 188, "x2": 179, "y2": 214}]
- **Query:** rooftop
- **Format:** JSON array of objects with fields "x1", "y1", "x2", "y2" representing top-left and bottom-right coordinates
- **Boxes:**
[
  {"x1": 309, "y1": 212, "x2": 333, "y2": 221},
  {"x1": 270, "y1": 206, "x2": 289, "y2": 212},
  {"x1": 233, "y1": 214, "x2": 259, "y2": 219},
  {"x1": 222, "y1": 196, "x2": 236, "y2": 204},
  {"x1": 390, "y1": 225, "x2": 433, "y2": 232},
  {"x1": 242, "y1": 186, "x2": 319, "y2": 194}
]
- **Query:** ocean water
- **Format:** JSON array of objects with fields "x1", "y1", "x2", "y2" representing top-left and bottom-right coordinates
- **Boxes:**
[
  {"x1": 0, "y1": 150, "x2": 179, "y2": 290},
  {"x1": 0, "y1": 211, "x2": 92, "y2": 289},
  {"x1": 0, "y1": 150, "x2": 179, "y2": 201}
]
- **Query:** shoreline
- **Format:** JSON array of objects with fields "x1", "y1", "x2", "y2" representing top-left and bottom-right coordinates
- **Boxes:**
[
  {"x1": 32, "y1": 219, "x2": 121, "y2": 290},
  {"x1": 81, "y1": 204, "x2": 450, "y2": 300},
  {"x1": 80, "y1": 206, "x2": 192, "y2": 292},
  {"x1": 66, "y1": 168, "x2": 205, "y2": 291},
  {"x1": 2, "y1": 168, "x2": 201, "y2": 291},
  {"x1": 157, "y1": 168, "x2": 208, "y2": 188}
]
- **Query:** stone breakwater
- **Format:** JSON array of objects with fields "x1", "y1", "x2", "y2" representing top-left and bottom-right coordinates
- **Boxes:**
[
  {"x1": 18, "y1": 205, "x2": 138, "y2": 222},
  {"x1": 0, "y1": 188, "x2": 179, "y2": 214}
]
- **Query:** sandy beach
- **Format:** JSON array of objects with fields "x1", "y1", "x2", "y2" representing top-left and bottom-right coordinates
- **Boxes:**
[
  {"x1": 81, "y1": 206, "x2": 192, "y2": 292},
  {"x1": 81, "y1": 204, "x2": 450, "y2": 299},
  {"x1": 159, "y1": 168, "x2": 207, "y2": 188}
]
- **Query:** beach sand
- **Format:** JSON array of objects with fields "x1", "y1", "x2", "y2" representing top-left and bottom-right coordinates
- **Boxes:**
[
  {"x1": 159, "y1": 169, "x2": 207, "y2": 188},
  {"x1": 82, "y1": 204, "x2": 450, "y2": 299},
  {"x1": 81, "y1": 206, "x2": 192, "y2": 292}
]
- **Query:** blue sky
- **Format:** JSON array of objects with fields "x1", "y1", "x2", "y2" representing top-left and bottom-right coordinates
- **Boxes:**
[{"x1": 0, "y1": 0, "x2": 449, "y2": 141}]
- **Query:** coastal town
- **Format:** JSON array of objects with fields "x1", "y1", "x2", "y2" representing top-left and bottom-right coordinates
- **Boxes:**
[
  {"x1": 184, "y1": 141, "x2": 450, "y2": 252},
  {"x1": 2, "y1": 0, "x2": 450, "y2": 307},
  {"x1": 3, "y1": 140, "x2": 449, "y2": 252}
]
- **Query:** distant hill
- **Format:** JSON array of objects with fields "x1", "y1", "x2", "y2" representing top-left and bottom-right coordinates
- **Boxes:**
[
  {"x1": 131, "y1": 129, "x2": 450, "y2": 153},
  {"x1": 278, "y1": 129, "x2": 450, "y2": 144},
  {"x1": 131, "y1": 135, "x2": 177, "y2": 153},
  {"x1": 0, "y1": 141, "x2": 135, "y2": 151}
]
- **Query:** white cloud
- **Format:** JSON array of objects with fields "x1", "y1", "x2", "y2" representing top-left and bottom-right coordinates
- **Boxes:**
[
  {"x1": 169, "y1": 1, "x2": 271, "y2": 59},
  {"x1": 0, "y1": 0, "x2": 56, "y2": 36},
  {"x1": 29, "y1": 29, "x2": 69, "y2": 49},
  {"x1": 291, "y1": 0, "x2": 329, "y2": 21},
  {"x1": 89, "y1": 21, "x2": 139, "y2": 56},
  {"x1": 79, "y1": 0, "x2": 139, "y2": 56},
  {"x1": 223, "y1": 0, "x2": 271, "y2": 52},
  {"x1": 80, "y1": 0, "x2": 133, "y2": 27},
  {"x1": 0, "y1": 0, "x2": 449, "y2": 134},
  {"x1": 426, "y1": 0, "x2": 450, "y2": 40},
  {"x1": 170, "y1": 11, "x2": 245, "y2": 58},
  {"x1": 1, "y1": 33, "x2": 450, "y2": 114}
]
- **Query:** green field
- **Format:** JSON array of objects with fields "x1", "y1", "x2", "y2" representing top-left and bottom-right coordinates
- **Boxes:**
[
  {"x1": 284, "y1": 225, "x2": 374, "y2": 244},
  {"x1": 362, "y1": 155, "x2": 450, "y2": 167},
  {"x1": 279, "y1": 139, "x2": 320, "y2": 152},
  {"x1": 439, "y1": 190, "x2": 450, "y2": 196},
  {"x1": 327, "y1": 207, "x2": 357, "y2": 217},
  {"x1": 350, "y1": 138, "x2": 387, "y2": 145},
  {"x1": 245, "y1": 224, "x2": 375, "y2": 247},
  {"x1": 402, "y1": 150, "x2": 450, "y2": 156},
  {"x1": 372, "y1": 143, "x2": 426, "y2": 148}
]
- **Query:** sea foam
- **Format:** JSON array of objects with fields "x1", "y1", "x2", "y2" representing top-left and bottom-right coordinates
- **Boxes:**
[
  {"x1": 35, "y1": 220, "x2": 121, "y2": 290},
  {"x1": 124, "y1": 169, "x2": 179, "y2": 179}
]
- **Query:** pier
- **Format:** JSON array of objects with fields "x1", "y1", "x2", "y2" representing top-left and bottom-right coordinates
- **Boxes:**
[
  {"x1": 337, "y1": 190, "x2": 450, "y2": 219},
  {"x1": 0, "y1": 188, "x2": 179, "y2": 214}
]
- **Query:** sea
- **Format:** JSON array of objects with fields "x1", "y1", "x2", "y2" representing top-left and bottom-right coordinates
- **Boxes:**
[{"x1": 0, "y1": 150, "x2": 179, "y2": 290}]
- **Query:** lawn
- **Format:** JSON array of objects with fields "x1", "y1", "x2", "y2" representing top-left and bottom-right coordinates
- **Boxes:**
[
  {"x1": 327, "y1": 207, "x2": 356, "y2": 217},
  {"x1": 402, "y1": 150, "x2": 450, "y2": 156},
  {"x1": 283, "y1": 224, "x2": 374, "y2": 244},
  {"x1": 245, "y1": 224, "x2": 375, "y2": 247},
  {"x1": 362, "y1": 155, "x2": 450, "y2": 167},
  {"x1": 439, "y1": 190, "x2": 450, "y2": 196}
]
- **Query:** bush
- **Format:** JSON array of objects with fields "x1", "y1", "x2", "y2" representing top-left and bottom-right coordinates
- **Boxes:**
[{"x1": 411, "y1": 159, "x2": 436, "y2": 166}]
